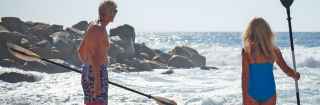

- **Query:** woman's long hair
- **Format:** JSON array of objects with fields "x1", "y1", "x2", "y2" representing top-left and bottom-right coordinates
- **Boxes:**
[{"x1": 242, "y1": 17, "x2": 276, "y2": 59}]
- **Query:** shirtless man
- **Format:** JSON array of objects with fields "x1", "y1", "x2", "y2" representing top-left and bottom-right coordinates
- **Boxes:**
[{"x1": 78, "y1": 1, "x2": 117, "y2": 105}]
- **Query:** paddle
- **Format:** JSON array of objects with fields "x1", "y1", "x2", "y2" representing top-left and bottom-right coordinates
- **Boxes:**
[
  {"x1": 280, "y1": 0, "x2": 301, "y2": 105},
  {"x1": 6, "y1": 43, "x2": 177, "y2": 105}
]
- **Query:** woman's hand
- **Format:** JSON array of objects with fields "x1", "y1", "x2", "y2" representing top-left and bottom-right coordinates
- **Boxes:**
[{"x1": 292, "y1": 72, "x2": 300, "y2": 81}]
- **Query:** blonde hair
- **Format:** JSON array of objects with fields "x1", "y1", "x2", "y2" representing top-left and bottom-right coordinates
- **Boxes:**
[
  {"x1": 98, "y1": 0, "x2": 117, "y2": 22},
  {"x1": 242, "y1": 17, "x2": 276, "y2": 58}
]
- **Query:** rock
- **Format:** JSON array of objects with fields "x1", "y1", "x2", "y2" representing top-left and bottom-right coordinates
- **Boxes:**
[
  {"x1": 28, "y1": 23, "x2": 50, "y2": 40},
  {"x1": 24, "y1": 21, "x2": 35, "y2": 27},
  {"x1": 145, "y1": 60, "x2": 166, "y2": 69},
  {"x1": 108, "y1": 63, "x2": 130, "y2": 73},
  {"x1": 135, "y1": 43, "x2": 155, "y2": 60},
  {"x1": 168, "y1": 55, "x2": 194, "y2": 68},
  {"x1": 108, "y1": 42, "x2": 125, "y2": 59},
  {"x1": 153, "y1": 49, "x2": 171, "y2": 64},
  {"x1": 51, "y1": 31, "x2": 71, "y2": 44},
  {"x1": 66, "y1": 27, "x2": 84, "y2": 40},
  {"x1": 48, "y1": 24, "x2": 63, "y2": 33},
  {"x1": 0, "y1": 72, "x2": 38, "y2": 83},
  {"x1": 0, "y1": 24, "x2": 9, "y2": 32},
  {"x1": 200, "y1": 66, "x2": 219, "y2": 70},
  {"x1": 29, "y1": 23, "x2": 63, "y2": 41},
  {"x1": 30, "y1": 40, "x2": 61, "y2": 61},
  {"x1": 0, "y1": 59, "x2": 15, "y2": 67},
  {"x1": 110, "y1": 24, "x2": 136, "y2": 58},
  {"x1": 170, "y1": 46, "x2": 206, "y2": 67},
  {"x1": 50, "y1": 31, "x2": 80, "y2": 65},
  {"x1": 118, "y1": 58, "x2": 153, "y2": 72},
  {"x1": 161, "y1": 69, "x2": 174, "y2": 75},
  {"x1": 72, "y1": 21, "x2": 89, "y2": 31},
  {"x1": 18, "y1": 60, "x2": 71, "y2": 73},
  {"x1": 1, "y1": 17, "x2": 29, "y2": 34},
  {"x1": 0, "y1": 32, "x2": 28, "y2": 59}
]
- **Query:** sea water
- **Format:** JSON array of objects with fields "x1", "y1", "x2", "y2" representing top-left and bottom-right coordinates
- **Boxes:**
[{"x1": 1, "y1": 32, "x2": 319, "y2": 105}]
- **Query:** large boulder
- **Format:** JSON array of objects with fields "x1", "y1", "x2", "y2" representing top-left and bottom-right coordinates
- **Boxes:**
[
  {"x1": 72, "y1": 21, "x2": 89, "y2": 31},
  {"x1": 135, "y1": 43, "x2": 156, "y2": 60},
  {"x1": 110, "y1": 24, "x2": 136, "y2": 58},
  {"x1": 1, "y1": 17, "x2": 29, "y2": 34},
  {"x1": 168, "y1": 55, "x2": 194, "y2": 68},
  {"x1": 170, "y1": 46, "x2": 206, "y2": 67},
  {"x1": 50, "y1": 31, "x2": 80, "y2": 65}
]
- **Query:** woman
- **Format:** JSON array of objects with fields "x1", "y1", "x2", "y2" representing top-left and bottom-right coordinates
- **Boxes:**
[
  {"x1": 78, "y1": 1, "x2": 117, "y2": 105},
  {"x1": 242, "y1": 17, "x2": 300, "y2": 105}
]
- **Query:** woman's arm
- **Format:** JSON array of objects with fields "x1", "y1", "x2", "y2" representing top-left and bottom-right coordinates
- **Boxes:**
[
  {"x1": 242, "y1": 49, "x2": 249, "y2": 103},
  {"x1": 274, "y1": 48, "x2": 300, "y2": 80}
]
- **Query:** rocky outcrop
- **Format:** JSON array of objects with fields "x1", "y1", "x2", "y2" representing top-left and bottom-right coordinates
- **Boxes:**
[
  {"x1": 0, "y1": 17, "x2": 81, "y2": 73},
  {"x1": 0, "y1": 17, "x2": 211, "y2": 74}
]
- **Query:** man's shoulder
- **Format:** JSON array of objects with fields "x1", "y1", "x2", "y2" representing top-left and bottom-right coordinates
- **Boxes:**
[{"x1": 87, "y1": 22, "x2": 101, "y2": 31}]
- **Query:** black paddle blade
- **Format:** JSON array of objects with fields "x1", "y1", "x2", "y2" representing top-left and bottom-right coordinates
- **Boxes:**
[
  {"x1": 6, "y1": 43, "x2": 41, "y2": 62},
  {"x1": 280, "y1": 0, "x2": 294, "y2": 8},
  {"x1": 154, "y1": 96, "x2": 177, "y2": 105}
]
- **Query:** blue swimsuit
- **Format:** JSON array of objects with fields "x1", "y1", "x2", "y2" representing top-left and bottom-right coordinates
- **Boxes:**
[
  {"x1": 81, "y1": 64, "x2": 109, "y2": 105},
  {"x1": 248, "y1": 63, "x2": 276, "y2": 102}
]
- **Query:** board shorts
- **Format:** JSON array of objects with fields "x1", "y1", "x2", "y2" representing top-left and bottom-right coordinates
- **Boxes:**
[{"x1": 81, "y1": 64, "x2": 109, "y2": 105}]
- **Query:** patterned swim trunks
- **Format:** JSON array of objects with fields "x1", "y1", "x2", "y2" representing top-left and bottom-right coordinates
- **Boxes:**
[{"x1": 81, "y1": 64, "x2": 109, "y2": 105}]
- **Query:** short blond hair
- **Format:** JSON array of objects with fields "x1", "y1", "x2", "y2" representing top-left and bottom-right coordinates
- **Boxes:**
[
  {"x1": 242, "y1": 17, "x2": 276, "y2": 58},
  {"x1": 99, "y1": 0, "x2": 117, "y2": 19}
]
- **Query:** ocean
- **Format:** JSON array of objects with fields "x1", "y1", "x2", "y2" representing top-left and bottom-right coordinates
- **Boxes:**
[{"x1": 1, "y1": 32, "x2": 319, "y2": 105}]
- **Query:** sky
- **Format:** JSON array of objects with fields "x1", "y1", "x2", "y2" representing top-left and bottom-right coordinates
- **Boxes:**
[{"x1": 0, "y1": 0, "x2": 319, "y2": 32}]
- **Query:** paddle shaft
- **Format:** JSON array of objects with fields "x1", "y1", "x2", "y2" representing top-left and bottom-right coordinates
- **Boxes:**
[
  {"x1": 41, "y1": 58, "x2": 174, "y2": 104},
  {"x1": 285, "y1": 7, "x2": 301, "y2": 105}
]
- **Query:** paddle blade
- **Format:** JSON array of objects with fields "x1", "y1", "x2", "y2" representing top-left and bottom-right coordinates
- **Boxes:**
[
  {"x1": 154, "y1": 96, "x2": 177, "y2": 105},
  {"x1": 6, "y1": 43, "x2": 41, "y2": 62},
  {"x1": 280, "y1": 0, "x2": 294, "y2": 8}
]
